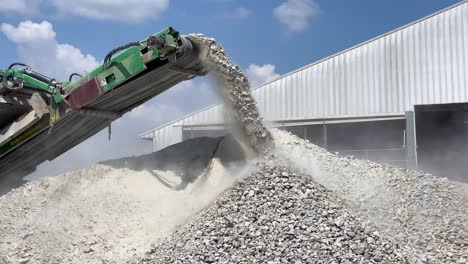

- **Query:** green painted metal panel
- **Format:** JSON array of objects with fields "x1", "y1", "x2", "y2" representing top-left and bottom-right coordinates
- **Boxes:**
[
  {"x1": 98, "y1": 52, "x2": 147, "y2": 92},
  {"x1": 0, "y1": 27, "x2": 185, "y2": 160}
]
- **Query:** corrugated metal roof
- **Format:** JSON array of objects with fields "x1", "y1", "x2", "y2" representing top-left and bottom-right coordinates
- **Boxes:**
[{"x1": 141, "y1": 1, "x2": 468, "y2": 151}]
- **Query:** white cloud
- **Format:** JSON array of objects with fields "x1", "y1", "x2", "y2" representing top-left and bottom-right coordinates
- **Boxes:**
[
  {"x1": 56, "y1": 44, "x2": 100, "y2": 77},
  {"x1": 0, "y1": 0, "x2": 169, "y2": 23},
  {"x1": 246, "y1": 64, "x2": 280, "y2": 87},
  {"x1": 273, "y1": 0, "x2": 320, "y2": 32},
  {"x1": 225, "y1": 7, "x2": 251, "y2": 20},
  {"x1": 1, "y1": 21, "x2": 55, "y2": 43},
  {"x1": 0, "y1": 0, "x2": 42, "y2": 15},
  {"x1": 50, "y1": 0, "x2": 169, "y2": 23},
  {"x1": 1, "y1": 20, "x2": 99, "y2": 80}
]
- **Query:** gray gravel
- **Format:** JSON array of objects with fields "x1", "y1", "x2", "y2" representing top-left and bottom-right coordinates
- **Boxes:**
[{"x1": 140, "y1": 161, "x2": 409, "y2": 264}]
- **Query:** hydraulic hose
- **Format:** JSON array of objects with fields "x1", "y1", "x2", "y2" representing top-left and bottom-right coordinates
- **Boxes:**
[{"x1": 103, "y1": 42, "x2": 142, "y2": 70}]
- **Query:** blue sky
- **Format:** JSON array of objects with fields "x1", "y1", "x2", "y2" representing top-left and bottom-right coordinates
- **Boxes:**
[{"x1": 0, "y1": 0, "x2": 462, "y2": 177}]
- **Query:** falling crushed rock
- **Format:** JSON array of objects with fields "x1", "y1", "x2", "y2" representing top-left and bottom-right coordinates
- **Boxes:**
[{"x1": 187, "y1": 34, "x2": 274, "y2": 155}]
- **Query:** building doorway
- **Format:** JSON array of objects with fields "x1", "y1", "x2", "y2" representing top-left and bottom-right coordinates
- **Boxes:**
[{"x1": 415, "y1": 103, "x2": 468, "y2": 182}]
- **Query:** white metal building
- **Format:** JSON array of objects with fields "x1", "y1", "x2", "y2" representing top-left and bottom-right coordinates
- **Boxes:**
[{"x1": 142, "y1": 1, "x2": 468, "y2": 181}]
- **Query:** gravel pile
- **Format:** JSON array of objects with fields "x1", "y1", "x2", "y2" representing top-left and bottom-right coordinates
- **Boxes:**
[
  {"x1": 274, "y1": 130, "x2": 468, "y2": 264},
  {"x1": 187, "y1": 34, "x2": 274, "y2": 154},
  {"x1": 140, "y1": 161, "x2": 409, "y2": 264},
  {"x1": 0, "y1": 137, "x2": 240, "y2": 264}
]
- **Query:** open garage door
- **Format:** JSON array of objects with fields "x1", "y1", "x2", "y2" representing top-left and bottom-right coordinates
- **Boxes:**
[
  {"x1": 278, "y1": 116, "x2": 407, "y2": 168},
  {"x1": 415, "y1": 103, "x2": 468, "y2": 182}
]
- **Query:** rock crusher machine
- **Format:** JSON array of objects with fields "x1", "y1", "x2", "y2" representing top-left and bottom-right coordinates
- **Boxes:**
[{"x1": 0, "y1": 28, "x2": 207, "y2": 189}]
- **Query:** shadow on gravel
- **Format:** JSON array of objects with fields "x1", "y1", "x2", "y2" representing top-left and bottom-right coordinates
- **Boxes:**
[
  {"x1": 0, "y1": 176, "x2": 28, "y2": 196},
  {"x1": 100, "y1": 135, "x2": 246, "y2": 191}
]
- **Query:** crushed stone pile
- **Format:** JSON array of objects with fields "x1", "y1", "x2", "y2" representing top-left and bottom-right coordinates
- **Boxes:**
[
  {"x1": 274, "y1": 130, "x2": 468, "y2": 264},
  {"x1": 0, "y1": 137, "x2": 243, "y2": 264},
  {"x1": 188, "y1": 34, "x2": 274, "y2": 154},
  {"x1": 140, "y1": 162, "x2": 409, "y2": 264}
]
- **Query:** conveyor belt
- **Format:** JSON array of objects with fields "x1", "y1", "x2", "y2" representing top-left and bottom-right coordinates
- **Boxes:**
[{"x1": 0, "y1": 37, "x2": 207, "y2": 185}]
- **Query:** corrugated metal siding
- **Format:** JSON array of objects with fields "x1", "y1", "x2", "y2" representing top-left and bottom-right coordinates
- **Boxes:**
[
  {"x1": 143, "y1": 1, "x2": 468, "y2": 151},
  {"x1": 151, "y1": 125, "x2": 183, "y2": 152}
]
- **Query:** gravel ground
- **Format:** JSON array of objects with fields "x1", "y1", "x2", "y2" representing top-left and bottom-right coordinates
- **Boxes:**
[
  {"x1": 140, "y1": 161, "x2": 409, "y2": 264},
  {"x1": 274, "y1": 130, "x2": 468, "y2": 264}
]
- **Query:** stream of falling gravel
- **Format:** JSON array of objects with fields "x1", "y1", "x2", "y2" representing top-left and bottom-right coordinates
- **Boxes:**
[{"x1": 187, "y1": 34, "x2": 274, "y2": 155}]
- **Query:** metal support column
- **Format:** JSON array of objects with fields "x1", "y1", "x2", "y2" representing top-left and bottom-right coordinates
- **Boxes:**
[
  {"x1": 152, "y1": 131, "x2": 157, "y2": 152},
  {"x1": 323, "y1": 123, "x2": 328, "y2": 150},
  {"x1": 405, "y1": 111, "x2": 418, "y2": 170}
]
